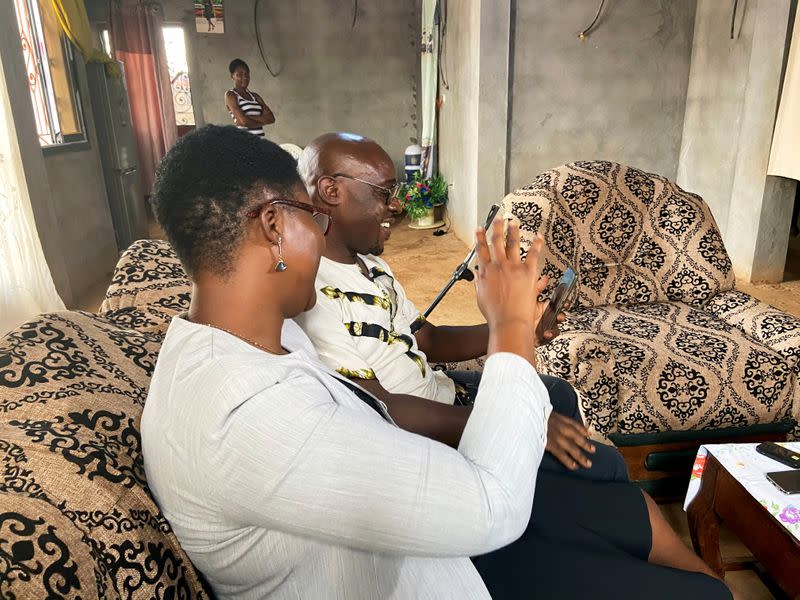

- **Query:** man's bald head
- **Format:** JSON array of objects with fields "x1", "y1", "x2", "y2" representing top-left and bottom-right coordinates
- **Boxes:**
[
  {"x1": 297, "y1": 133, "x2": 402, "y2": 260},
  {"x1": 298, "y1": 133, "x2": 393, "y2": 198}
]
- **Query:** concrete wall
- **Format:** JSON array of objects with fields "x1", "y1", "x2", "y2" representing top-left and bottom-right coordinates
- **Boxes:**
[
  {"x1": 152, "y1": 0, "x2": 421, "y2": 170},
  {"x1": 1, "y1": 0, "x2": 117, "y2": 306},
  {"x1": 507, "y1": 0, "x2": 697, "y2": 190},
  {"x1": 678, "y1": 0, "x2": 796, "y2": 282}
]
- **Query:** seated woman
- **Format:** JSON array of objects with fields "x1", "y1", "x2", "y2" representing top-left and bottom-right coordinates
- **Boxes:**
[{"x1": 142, "y1": 125, "x2": 736, "y2": 600}]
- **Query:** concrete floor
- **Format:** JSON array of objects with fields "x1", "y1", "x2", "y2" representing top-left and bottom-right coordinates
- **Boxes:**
[{"x1": 384, "y1": 219, "x2": 799, "y2": 600}]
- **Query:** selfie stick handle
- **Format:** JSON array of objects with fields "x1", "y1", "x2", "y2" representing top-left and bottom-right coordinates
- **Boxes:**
[{"x1": 423, "y1": 203, "x2": 501, "y2": 319}]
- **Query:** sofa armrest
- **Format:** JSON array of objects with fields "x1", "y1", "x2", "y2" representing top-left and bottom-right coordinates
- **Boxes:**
[
  {"x1": 706, "y1": 290, "x2": 800, "y2": 373},
  {"x1": 536, "y1": 331, "x2": 620, "y2": 441}
]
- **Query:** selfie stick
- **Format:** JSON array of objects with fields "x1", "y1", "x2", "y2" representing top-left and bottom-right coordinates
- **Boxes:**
[{"x1": 423, "y1": 203, "x2": 502, "y2": 319}]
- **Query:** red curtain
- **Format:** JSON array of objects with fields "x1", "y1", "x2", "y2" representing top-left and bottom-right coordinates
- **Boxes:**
[{"x1": 110, "y1": 2, "x2": 177, "y2": 195}]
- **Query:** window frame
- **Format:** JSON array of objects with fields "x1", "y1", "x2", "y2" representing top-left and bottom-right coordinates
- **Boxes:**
[{"x1": 14, "y1": 0, "x2": 89, "y2": 151}]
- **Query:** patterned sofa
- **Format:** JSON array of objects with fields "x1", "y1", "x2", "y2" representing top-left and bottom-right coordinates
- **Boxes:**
[
  {"x1": 504, "y1": 161, "x2": 800, "y2": 492},
  {"x1": 0, "y1": 242, "x2": 207, "y2": 598}
]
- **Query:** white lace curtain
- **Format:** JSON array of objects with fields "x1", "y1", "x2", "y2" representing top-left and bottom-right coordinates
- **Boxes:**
[{"x1": 0, "y1": 59, "x2": 64, "y2": 336}]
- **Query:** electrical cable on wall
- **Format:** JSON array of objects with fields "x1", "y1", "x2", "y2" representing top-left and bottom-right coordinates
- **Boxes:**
[
  {"x1": 730, "y1": 0, "x2": 739, "y2": 39},
  {"x1": 578, "y1": 0, "x2": 606, "y2": 41},
  {"x1": 352, "y1": 0, "x2": 358, "y2": 28},
  {"x1": 254, "y1": 0, "x2": 280, "y2": 77},
  {"x1": 438, "y1": 0, "x2": 449, "y2": 90}
]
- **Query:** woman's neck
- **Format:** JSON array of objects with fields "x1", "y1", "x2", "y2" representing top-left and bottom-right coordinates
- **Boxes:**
[
  {"x1": 234, "y1": 85, "x2": 248, "y2": 95},
  {"x1": 188, "y1": 278, "x2": 286, "y2": 355}
]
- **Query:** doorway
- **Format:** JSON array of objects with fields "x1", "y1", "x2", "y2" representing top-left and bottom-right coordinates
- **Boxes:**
[{"x1": 162, "y1": 25, "x2": 195, "y2": 138}]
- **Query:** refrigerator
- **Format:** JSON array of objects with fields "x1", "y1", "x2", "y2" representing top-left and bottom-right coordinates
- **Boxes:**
[{"x1": 86, "y1": 61, "x2": 147, "y2": 252}]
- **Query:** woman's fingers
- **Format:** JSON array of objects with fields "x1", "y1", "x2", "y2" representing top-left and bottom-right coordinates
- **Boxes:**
[
  {"x1": 474, "y1": 227, "x2": 491, "y2": 268},
  {"x1": 488, "y1": 215, "x2": 506, "y2": 263},
  {"x1": 505, "y1": 220, "x2": 522, "y2": 262},
  {"x1": 534, "y1": 274, "x2": 549, "y2": 297}
]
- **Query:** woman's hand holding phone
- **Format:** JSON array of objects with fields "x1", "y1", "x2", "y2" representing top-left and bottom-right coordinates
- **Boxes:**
[
  {"x1": 535, "y1": 267, "x2": 577, "y2": 346},
  {"x1": 474, "y1": 219, "x2": 549, "y2": 365}
]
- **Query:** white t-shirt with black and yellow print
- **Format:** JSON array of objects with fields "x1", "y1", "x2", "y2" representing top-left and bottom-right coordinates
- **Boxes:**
[{"x1": 295, "y1": 254, "x2": 456, "y2": 405}]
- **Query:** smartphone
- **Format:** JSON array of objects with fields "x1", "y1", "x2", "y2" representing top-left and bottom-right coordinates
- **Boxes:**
[
  {"x1": 766, "y1": 470, "x2": 800, "y2": 494},
  {"x1": 540, "y1": 267, "x2": 578, "y2": 332},
  {"x1": 756, "y1": 442, "x2": 800, "y2": 469}
]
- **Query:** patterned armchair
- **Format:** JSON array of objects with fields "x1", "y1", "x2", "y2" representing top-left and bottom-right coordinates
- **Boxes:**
[
  {"x1": 0, "y1": 241, "x2": 207, "y2": 597},
  {"x1": 504, "y1": 161, "x2": 800, "y2": 493}
]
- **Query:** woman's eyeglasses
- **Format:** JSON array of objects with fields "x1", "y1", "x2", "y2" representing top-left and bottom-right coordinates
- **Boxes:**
[
  {"x1": 331, "y1": 173, "x2": 402, "y2": 206},
  {"x1": 246, "y1": 199, "x2": 332, "y2": 236}
]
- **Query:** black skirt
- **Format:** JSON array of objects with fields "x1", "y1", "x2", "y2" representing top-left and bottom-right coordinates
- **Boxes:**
[{"x1": 472, "y1": 470, "x2": 732, "y2": 600}]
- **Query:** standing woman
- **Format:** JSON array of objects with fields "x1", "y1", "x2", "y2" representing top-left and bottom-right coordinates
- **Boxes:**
[
  {"x1": 225, "y1": 59, "x2": 275, "y2": 138},
  {"x1": 202, "y1": 0, "x2": 215, "y2": 31}
]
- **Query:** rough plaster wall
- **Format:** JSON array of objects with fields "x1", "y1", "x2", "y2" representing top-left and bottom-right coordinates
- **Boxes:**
[
  {"x1": 159, "y1": 0, "x2": 420, "y2": 170},
  {"x1": 42, "y1": 60, "x2": 118, "y2": 300},
  {"x1": 676, "y1": 0, "x2": 755, "y2": 236},
  {"x1": 42, "y1": 54, "x2": 118, "y2": 302},
  {"x1": 679, "y1": 0, "x2": 795, "y2": 282},
  {"x1": 507, "y1": 0, "x2": 697, "y2": 190},
  {"x1": 1, "y1": 0, "x2": 116, "y2": 306},
  {"x1": 438, "y1": 0, "x2": 480, "y2": 242},
  {"x1": 476, "y1": 0, "x2": 511, "y2": 221}
]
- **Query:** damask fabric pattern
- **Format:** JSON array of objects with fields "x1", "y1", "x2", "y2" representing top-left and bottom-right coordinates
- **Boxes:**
[
  {"x1": 101, "y1": 239, "x2": 191, "y2": 336},
  {"x1": 503, "y1": 162, "x2": 799, "y2": 441},
  {"x1": 0, "y1": 311, "x2": 210, "y2": 598},
  {"x1": 505, "y1": 161, "x2": 735, "y2": 309}
]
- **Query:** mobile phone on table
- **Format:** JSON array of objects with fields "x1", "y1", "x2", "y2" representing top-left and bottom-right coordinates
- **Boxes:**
[
  {"x1": 756, "y1": 442, "x2": 800, "y2": 469},
  {"x1": 540, "y1": 267, "x2": 578, "y2": 332},
  {"x1": 766, "y1": 470, "x2": 800, "y2": 494}
]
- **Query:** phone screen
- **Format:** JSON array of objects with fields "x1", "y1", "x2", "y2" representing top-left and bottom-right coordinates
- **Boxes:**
[
  {"x1": 766, "y1": 470, "x2": 800, "y2": 494},
  {"x1": 550, "y1": 268, "x2": 577, "y2": 313},
  {"x1": 541, "y1": 267, "x2": 577, "y2": 331}
]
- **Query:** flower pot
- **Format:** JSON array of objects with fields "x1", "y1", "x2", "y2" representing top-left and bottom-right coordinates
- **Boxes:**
[{"x1": 410, "y1": 207, "x2": 436, "y2": 228}]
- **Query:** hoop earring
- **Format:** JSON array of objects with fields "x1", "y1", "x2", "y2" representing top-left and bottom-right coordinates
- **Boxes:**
[{"x1": 274, "y1": 235, "x2": 288, "y2": 272}]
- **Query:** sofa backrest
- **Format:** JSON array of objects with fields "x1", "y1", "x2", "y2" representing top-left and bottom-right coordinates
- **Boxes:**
[
  {"x1": 503, "y1": 161, "x2": 735, "y2": 309},
  {"x1": 0, "y1": 311, "x2": 210, "y2": 598},
  {"x1": 101, "y1": 239, "x2": 192, "y2": 335}
]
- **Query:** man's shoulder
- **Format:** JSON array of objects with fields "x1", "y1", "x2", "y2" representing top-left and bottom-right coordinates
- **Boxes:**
[{"x1": 360, "y1": 254, "x2": 394, "y2": 274}]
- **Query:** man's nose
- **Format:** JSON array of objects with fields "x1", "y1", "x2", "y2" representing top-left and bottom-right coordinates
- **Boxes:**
[{"x1": 387, "y1": 196, "x2": 403, "y2": 214}]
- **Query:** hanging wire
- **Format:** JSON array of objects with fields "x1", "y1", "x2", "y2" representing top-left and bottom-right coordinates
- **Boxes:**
[
  {"x1": 254, "y1": 0, "x2": 280, "y2": 77},
  {"x1": 730, "y1": 0, "x2": 739, "y2": 39},
  {"x1": 352, "y1": 0, "x2": 358, "y2": 28},
  {"x1": 578, "y1": 0, "x2": 606, "y2": 41},
  {"x1": 438, "y1": 0, "x2": 449, "y2": 90}
]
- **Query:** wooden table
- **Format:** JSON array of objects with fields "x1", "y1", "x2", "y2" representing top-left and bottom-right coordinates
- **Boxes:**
[{"x1": 687, "y1": 452, "x2": 800, "y2": 598}]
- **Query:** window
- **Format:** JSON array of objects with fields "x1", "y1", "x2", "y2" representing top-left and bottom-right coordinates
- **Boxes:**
[
  {"x1": 162, "y1": 26, "x2": 196, "y2": 127},
  {"x1": 13, "y1": 0, "x2": 86, "y2": 147}
]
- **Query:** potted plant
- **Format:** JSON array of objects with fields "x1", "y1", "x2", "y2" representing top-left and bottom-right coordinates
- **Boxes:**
[{"x1": 400, "y1": 171, "x2": 448, "y2": 228}]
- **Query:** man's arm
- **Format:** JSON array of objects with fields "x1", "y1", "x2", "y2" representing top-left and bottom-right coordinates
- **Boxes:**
[
  {"x1": 413, "y1": 322, "x2": 488, "y2": 363},
  {"x1": 354, "y1": 377, "x2": 472, "y2": 448},
  {"x1": 414, "y1": 310, "x2": 564, "y2": 364}
]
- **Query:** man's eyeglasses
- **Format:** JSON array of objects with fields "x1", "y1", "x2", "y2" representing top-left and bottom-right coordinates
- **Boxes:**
[
  {"x1": 331, "y1": 173, "x2": 402, "y2": 206},
  {"x1": 246, "y1": 199, "x2": 332, "y2": 236}
]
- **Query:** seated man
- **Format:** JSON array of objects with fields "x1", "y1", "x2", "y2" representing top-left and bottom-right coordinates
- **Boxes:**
[{"x1": 295, "y1": 132, "x2": 625, "y2": 480}]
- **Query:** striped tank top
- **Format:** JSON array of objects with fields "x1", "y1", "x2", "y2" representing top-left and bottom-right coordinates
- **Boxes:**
[{"x1": 230, "y1": 89, "x2": 265, "y2": 137}]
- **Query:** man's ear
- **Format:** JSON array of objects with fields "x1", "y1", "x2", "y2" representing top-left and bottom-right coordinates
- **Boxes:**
[
  {"x1": 316, "y1": 176, "x2": 342, "y2": 208},
  {"x1": 257, "y1": 203, "x2": 283, "y2": 245}
]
